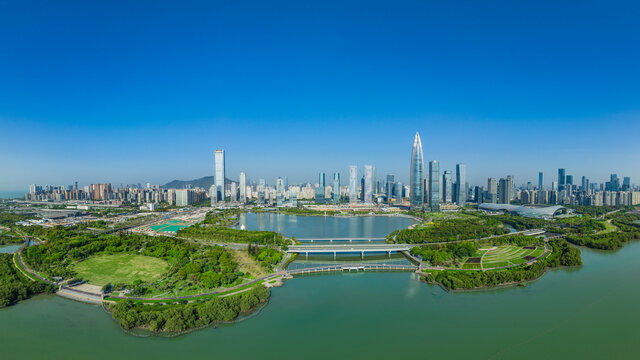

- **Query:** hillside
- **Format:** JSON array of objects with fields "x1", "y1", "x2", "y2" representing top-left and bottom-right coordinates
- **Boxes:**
[{"x1": 162, "y1": 176, "x2": 236, "y2": 190}]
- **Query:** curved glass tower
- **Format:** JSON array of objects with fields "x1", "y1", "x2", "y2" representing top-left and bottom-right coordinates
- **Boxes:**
[{"x1": 410, "y1": 132, "x2": 424, "y2": 210}]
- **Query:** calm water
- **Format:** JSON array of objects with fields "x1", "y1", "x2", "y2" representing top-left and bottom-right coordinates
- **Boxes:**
[
  {"x1": 237, "y1": 212, "x2": 415, "y2": 239},
  {"x1": 2, "y1": 215, "x2": 640, "y2": 359}
]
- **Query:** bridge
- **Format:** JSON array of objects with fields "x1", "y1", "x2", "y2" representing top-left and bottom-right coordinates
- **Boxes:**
[
  {"x1": 286, "y1": 263, "x2": 416, "y2": 275},
  {"x1": 287, "y1": 243, "x2": 415, "y2": 259},
  {"x1": 296, "y1": 237, "x2": 386, "y2": 243}
]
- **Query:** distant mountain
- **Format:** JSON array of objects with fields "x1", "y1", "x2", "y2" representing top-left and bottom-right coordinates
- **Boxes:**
[{"x1": 162, "y1": 176, "x2": 235, "y2": 190}]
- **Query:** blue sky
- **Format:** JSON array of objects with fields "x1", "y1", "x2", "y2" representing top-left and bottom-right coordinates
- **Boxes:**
[{"x1": 1, "y1": 0, "x2": 639, "y2": 191}]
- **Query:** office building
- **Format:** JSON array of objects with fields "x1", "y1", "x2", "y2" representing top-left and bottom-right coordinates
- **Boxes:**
[
  {"x1": 442, "y1": 171, "x2": 452, "y2": 203},
  {"x1": 239, "y1": 172, "x2": 246, "y2": 204},
  {"x1": 214, "y1": 149, "x2": 225, "y2": 202},
  {"x1": 428, "y1": 160, "x2": 440, "y2": 211},
  {"x1": 558, "y1": 168, "x2": 566, "y2": 191},
  {"x1": 538, "y1": 172, "x2": 543, "y2": 190},
  {"x1": 487, "y1": 178, "x2": 497, "y2": 203},
  {"x1": 386, "y1": 174, "x2": 395, "y2": 202},
  {"x1": 455, "y1": 163, "x2": 466, "y2": 206},
  {"x1": 364, "y1": 165, "x2": 374, "y2": 204},
  {"x1": 333, "y1": 172, "x2": 340, "y2": 202},
  {"x1": 349, "y1": 165, "x2": 358, "y2": 203},
  {"x1": 315, "y1": 172, "x2": 326, "y2": 203},
  {"x1": 410, "y1": 132, "x2": 425, "y2": 210}
]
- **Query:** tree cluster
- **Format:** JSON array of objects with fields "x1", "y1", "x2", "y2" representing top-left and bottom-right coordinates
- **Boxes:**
[{"x1": 111, "y1": 285, "x2": 270, "y2": 333}]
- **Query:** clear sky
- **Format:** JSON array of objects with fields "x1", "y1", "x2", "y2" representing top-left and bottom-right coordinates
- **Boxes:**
[{"x1": 1, "y1": 0, "x2": 639, "y2": 191}]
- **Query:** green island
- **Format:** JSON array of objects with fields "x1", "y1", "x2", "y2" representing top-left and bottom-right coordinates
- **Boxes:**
[{"x1": 2, "y1": 204, "x2": 640, "y2": 335}]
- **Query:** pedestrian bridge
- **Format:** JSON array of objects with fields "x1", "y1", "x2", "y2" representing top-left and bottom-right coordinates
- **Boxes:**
[
  {"x1": 286, "y1": 263, "x2": 416, "y2": 275},
  {"x1": 296, "y1": 237, "x2": 386, "y2": 243},
  {"x1": 287, "y1": 243, "x2": 415, "y2": 259}
]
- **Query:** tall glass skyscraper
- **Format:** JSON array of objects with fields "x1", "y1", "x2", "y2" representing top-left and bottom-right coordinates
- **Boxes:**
[
  {"x1": 276, "y1": 177, "x2": 284, "y2": 206},
  {"x1": 349, "y1": 165, "x2": 358, "y2": 203},
  {"x1": 214, "y1": 149, "x2": 225, "y2": 202},
  {"x1": 487, "y1": 178, "x2": 497, "y2": 203},
  {"x1": 386, "y1": 174, "x2": 395, "y2": 202},
  {"x1": 410, "y1": 132, "x2": 424, "y2": 210},
  {"x1": 364, "y1": 165, "x2": 374, "y2": 204},
  {"x1": 558, "y1": 168, "x2": 566, "y2": 191},
  {"x1": 333, "y1": 172, "x2": 340, "y2": 202},
  {"x1": 239, "y1": 172, "x2": 246, "y2": 204},
  {"x1": 316, "y1": 172, "x2": 326, "y2": 203},
  {"x1": 428, "y1": 160, "x2": 440, "y2": 211},
  {"x1": 442, "y1": 171, "x2": 452, "y2": 203},
  {"x1": 538, "y1": 172, "x2": 543, "y2": 190},
  {"x1": 455, "y1": 163, "x2": 466, "y2": 206},
  {"x1": 258, "y1": 178, "x2": 265, "y2": 204}
]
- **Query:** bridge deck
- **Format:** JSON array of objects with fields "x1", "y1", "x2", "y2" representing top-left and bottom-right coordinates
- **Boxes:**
[
  {"x1": 287, "y1": 263, "x2": 416, "y2": 275},
  {"x1": 288, "y1": 244, "x2": 413, "y2": 253}
]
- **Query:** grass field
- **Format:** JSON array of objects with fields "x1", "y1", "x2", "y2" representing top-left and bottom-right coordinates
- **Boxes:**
[
  {"x1": 461, "y1": 244, "x2": 546, "y2": 270},
  {"x1": 73, "y1": 254, "x2": 169, "y2": 286},
  {"x1": 479, "y1": 245, "x2": 545, "y2": 269},
  {"x1": 596, "y1": 221, "x2": 617, "y2": 235}
]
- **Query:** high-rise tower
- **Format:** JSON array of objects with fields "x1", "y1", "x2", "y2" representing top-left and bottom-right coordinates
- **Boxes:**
[
  {"x1": 410, "y1": 132, "x2": 424, "y2": 210},
  {"x1": 333, "y1": 172, "x2": 340, "y2": 202},
  {"x1": 455, "y1": 163, "x2": 466, "y2": 206},
  {"x1": 214, "y1": 150, "x2": 225, "y2": 202},
  {"x1": 428, "y1": 160, "x2": 440, "y2": 211},
  {"x1": 349, "y1": 166, "x2": 358, "y2": 203},
  {"x1": 239, "y1": 172, "x2": 246, "y2": 204}
]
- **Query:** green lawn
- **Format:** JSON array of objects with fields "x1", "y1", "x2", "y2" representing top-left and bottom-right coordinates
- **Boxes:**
[
  {"x1": 595, "y1": 221, "x2": 617, "y2": 235},
  {"x1": 481, "y1": 245, "x2": 545, "y2": 269},
  {"x1": 73, "y1": 254, "x2": 169, "y2": 286}
]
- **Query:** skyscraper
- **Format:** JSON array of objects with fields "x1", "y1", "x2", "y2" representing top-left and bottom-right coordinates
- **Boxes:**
[
  {"x1": 442, "y1": 171, "x2": 452, "y2": 203},
  {"x1": 349, "y1": 165, "x2": 358, "y2": 203},
  {"x1": 428, "y1": 160, "x2": 440, "y2": 211},
  {"x1": 258, "y1": 179, "x2": 265, "y2": 204},
  {"x1": 487, "y1": 178, "x2": 497, "y2": 203},
  {"x1": 316, "y1": 172, "x2": 326, "y2": 203},
  {"x1": 239, "y1": 172, "x2": 246, "y2": 204},
  {"x1": 455, "y1": 163, "x2": 466, "y2": 206},
  {"x1": 364, "y1": 165, "x2": 374, "y2": 204},
  {"x1": 386, "y1": 174, "x2": 395, "y2": 202},
  {"x1": 333, "y1": 172, "x2": 340, "y2": 202},
  {"x1": 498, "y1": 178, "x2": 508, "y2": 204},
  {"x1": 566, "y1": 175, "x2": 573, "y2": 186},
  {"x1": 623, "y1": 177, "x2": 631, "y2": 191},
  {"x1": 276, "y1": 177, "x2": 284, "y2": 206},
  {"x1": 558, "y1": 168, "x2": 566, "y2": 192},
  {"x1": 410, "y1": 132, "x2": 424, "y2": 210},
  {"x1": 214, "y1": 150, "x2": 225, "y2": 202},
  {"x1": 538, "y1": 172, "x2": 543, "y2": 190}
]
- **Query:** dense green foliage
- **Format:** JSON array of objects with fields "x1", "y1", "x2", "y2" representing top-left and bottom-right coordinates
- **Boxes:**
[
  {"x1": 0, "y1": 231, "x2": 23, "y2": 245},
  {"x1": 557, "y1": 212, "x2": 640, "y2": 250},
  {"x1": 411, "y1": 241, "x2": 476, "y2": 267},
  {"x1": 22, "y1": 227, "x2": 243, "y2": 293},
  {"x1": 567, "y1": 205, "x2": 626, "y2": 218},
  {"x1": 427, "y1": 239, "x2": 582, "y2": 290},
  {"x1": 178, "y1": 224, "x2": 284, "y2": 245},
  {"x1": 0, "y1": 254, "x2": 55, "y2": 308},
  {"x1": 178, "y1": 210, "x2": 285, "y2": 246},
  {"x1": 110, "y1": 285, "x2": 270, "y2": 333},
  {"x1": 564, "y1": 231, "x2": 640, "y2": 250},
  {"x1": 0, "y1": 212, "x2": 35, "y2": 227},
  {"x1": 247, "y1": 245, "x2": 283, "y2": 270},
  {"x1": 485, "y1": 215, "x2": 549, "y2": 231},
  {"x1": 396, "y1": 217, "x2": 508, "y2": 243}
]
